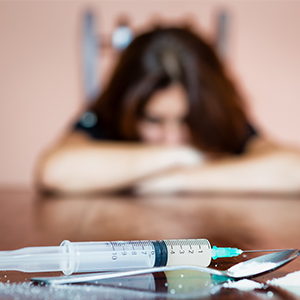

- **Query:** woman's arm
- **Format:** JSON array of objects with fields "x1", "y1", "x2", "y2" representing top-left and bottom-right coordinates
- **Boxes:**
[
  {"x1": 136, "y1": 137, "x2": 300, "y2": 195},
  {"x1": 35, "y1": 131, "x2": 202, "y2": 194}
]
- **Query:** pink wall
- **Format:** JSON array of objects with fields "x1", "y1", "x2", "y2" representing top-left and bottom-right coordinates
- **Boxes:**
[{"x1": 1, "y1": 1, "x2": 300, "y2": 186}]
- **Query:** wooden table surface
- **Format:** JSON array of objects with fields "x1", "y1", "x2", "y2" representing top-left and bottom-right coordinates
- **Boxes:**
[{"x1": 0, "y1": 188, "x2": 300, "y2": 299}]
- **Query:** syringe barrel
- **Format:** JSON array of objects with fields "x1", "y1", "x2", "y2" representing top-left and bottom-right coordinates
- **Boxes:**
[
  {"x1": 61, "y1": 240, "x2": 158, "y2": 275},
  {"x1": 61, "y1": 239, "x2": 212, "y2": 275}
]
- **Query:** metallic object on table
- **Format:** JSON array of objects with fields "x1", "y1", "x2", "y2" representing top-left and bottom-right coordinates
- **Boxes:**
[{"x1": 31, "y1": 249, "x2": 300, "y2": 285}]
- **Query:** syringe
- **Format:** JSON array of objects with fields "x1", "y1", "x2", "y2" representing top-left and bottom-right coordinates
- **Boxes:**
[{"x1": 0, "y1": 239, "x2": 282, "y2": 275}]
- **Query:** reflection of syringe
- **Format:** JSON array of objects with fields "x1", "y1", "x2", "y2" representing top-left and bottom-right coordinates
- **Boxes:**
[{"x1": 0, "y1": 239, "x2": 284, "y2": 275}]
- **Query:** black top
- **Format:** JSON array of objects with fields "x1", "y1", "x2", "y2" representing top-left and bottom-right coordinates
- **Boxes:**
[
  {"x1": 74, "y1": 110, "x2": 118, "y2": 141},
  {"x1": 74, "y1": 110, "x2": 257, "y2": 155}
]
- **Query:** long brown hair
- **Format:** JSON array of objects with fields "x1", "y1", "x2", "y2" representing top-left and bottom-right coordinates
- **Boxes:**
[{"x1": 91, "y1": 27, "x2": 252, "y2": 154}]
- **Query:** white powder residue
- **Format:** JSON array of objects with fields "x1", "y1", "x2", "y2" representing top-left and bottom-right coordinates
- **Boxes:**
[
  {"x1": 223, "y1": 279, "x2": 263, "y2": 291},
  {"x1": 267, "y1": 271, "x2": 300, "y2": 296},
  {"x1": 268, "y1": 271, "x2": 300, "y2": 286},
  {"x1": 0, "y1": 282, "x2": 143, "y2": 300},
  {"x1": 227, "y1": 262, "x2": 277, "y2": 277}
]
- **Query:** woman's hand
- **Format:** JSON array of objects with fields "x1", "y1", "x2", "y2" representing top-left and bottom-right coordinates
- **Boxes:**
[
  {"x1": 135, "y1": 147, "x2": 206, "y2": 195},
  {"x1": 173, "y1": 146, "x2": 205, "y2": 167}
]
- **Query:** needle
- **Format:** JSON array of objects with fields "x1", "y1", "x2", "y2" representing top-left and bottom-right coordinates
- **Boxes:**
[
  {"x1": 243, "y1": 249, "x2": 292, "y2": 253},
  {"x1": 211, "y1": 246, "x2": 295, "y2": 259}
]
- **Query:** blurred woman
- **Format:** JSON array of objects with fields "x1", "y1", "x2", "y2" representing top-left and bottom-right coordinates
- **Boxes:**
[{"x1": 36, "y1": 27, "x2": 300, "y2": 194}]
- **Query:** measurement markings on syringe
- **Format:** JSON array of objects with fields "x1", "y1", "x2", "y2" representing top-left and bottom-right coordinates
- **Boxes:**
[
  {"x1": 131, "y1": 243, "x2": 137, "y2": 256},
  {"x1": 110, "y1": 242, "x2": 117, "y2": 260},
  {"x1": 121, "y1": 243, "x2": 127, "y2": 256},
  {"x1": 179, "y1": 243, "x2": 185, "y2": 254},
  {"x1": 170, "y1": 245, "x2": 175, "y2": 254},
  {"x1": 140, "y1": 241, "x2": 149, "y2": 256},
  {"x1": 165, "y1": 239, "x2": 210, "y2": 255},
  {"x1": 189, "y1": 244, "x2": 194, "y2": 254},
  {"x1": 164, "y1": 239, "x2": 212, "y2": 267},
  {"x1": 109, "y1": 241, "x2": 155, "y2": 261}
]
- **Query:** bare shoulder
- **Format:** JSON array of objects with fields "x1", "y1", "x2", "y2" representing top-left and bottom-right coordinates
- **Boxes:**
[
  {"x1": 245, "y1": 135, "x2": 300, "y2": 161},
  {"x1": 244, "y1": 136, "x2": 278, "y2": 155},
  {"x1": 60, "y1": 131, "x2": 92, "y2": 146},
  {"x1": 38, "y1": 131, "x2": 91, "y2": 162}
]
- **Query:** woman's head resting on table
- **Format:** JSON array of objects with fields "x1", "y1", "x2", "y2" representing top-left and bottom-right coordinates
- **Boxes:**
[
  {"x1": 137, "y1": 83, "x2": 190, "y2": 146},
  {"x1": 87, "y1": 27, "x2": 253, "y2": 155}
]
